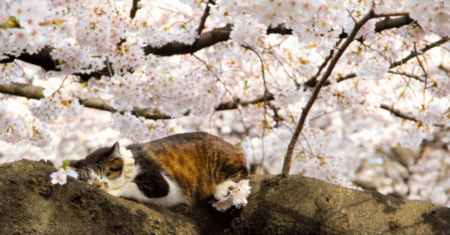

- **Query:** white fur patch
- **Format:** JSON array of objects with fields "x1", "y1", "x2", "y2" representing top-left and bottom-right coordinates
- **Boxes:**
[
  {"x1": 89, "y1": 146, "x2": 190, "y2": 207},
  {"x1": 214, "y1": 179, "x2": 237, "y2": 201},
  {"x1": 145, "y1": 173, "x2": 191, "y2": 207},
  {"x1": 119, "y1": 147, "x2": 136, "y2": 181}
]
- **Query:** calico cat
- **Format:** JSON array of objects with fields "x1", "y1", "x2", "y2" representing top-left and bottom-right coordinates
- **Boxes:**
[{"x1": 69, "y1": 132, "x2": 249, "y2": 207}]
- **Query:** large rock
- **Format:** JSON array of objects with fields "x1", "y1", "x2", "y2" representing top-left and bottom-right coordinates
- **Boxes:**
[{"x1": 1, "y1": 160, "x2": 449, "y2": 234}]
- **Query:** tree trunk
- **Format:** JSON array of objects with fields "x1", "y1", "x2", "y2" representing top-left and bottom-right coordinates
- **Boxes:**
[{"x1": 0, "y1": 160, "x2": 448, "y2": 234}]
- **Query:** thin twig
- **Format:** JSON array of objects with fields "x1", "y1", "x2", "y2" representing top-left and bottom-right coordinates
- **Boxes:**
[
  {"x1": 304, "y1": 47, "x2": 338, "y2": 87},
  {"x1": 196, "y1": 0, "x2": 215, "y2": 36},
  {"x1": 387, "y1": 71, "x2": 425, "y2": 83},
  {"x1": 391, "y1": 37, "x2": 449, "y2": 68},
  {"x1": 380, "y1": 104, "x2": 445, "y2": 127},
  {"x1": 244, "y1": 46, "x2": 271, "y2": 173},
  {"x1": 346, "y1": 8, "x2": 357, "y2": 24},
  {"x1": 413, "y1": 42, "x2": 428, "y2": 108},
  {"x1": 335, "y1": 36, "x2": 449, "y2": 85},
  {"x1": 379, "y1": 104, "x2": 420, "y2": 123},
  {"x1": 49, "y1": 76, "x2": 69, "y2": 98}
]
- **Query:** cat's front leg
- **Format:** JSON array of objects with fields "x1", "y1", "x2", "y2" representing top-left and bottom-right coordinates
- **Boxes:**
[{"x1": 106, "y1": 182, "x2": 149, "y2": 201}]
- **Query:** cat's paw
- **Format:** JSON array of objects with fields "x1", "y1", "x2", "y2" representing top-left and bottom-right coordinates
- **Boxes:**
[{"x1": 214, "y1": 179, "x2": 237, "y2": 201}]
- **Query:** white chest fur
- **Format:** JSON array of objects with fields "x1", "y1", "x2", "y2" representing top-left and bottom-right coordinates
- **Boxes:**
[{"x1": 90, "y1": 147, "x2": 191, "y2": 207}]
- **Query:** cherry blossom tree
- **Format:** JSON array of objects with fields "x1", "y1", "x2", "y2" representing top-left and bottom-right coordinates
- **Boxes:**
[{"x1": 1, "y1": 0, "x2": 450, "y2": 207}]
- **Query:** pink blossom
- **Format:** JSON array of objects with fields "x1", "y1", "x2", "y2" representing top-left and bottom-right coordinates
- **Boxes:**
[{"x1": 50, "y1": 169, "x2": 68, "y2": 185}]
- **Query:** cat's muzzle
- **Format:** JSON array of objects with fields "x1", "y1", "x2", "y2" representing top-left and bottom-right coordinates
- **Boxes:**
[{"x1": 92, "y1": 178, "x2": 108, "y2": 190}]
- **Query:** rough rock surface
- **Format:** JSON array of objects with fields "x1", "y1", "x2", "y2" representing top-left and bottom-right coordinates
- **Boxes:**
[{"x1": 1, "y1": 160, "x2": 449, "y2": 234}]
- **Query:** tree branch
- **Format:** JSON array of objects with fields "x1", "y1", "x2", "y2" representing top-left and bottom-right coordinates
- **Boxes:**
[
  {"x1": 281, "y1": 10, "x2": 376, "y2": 177},
  {"x1": 196, "y1": 0, "x2": 215, "y2": 36},
  {"x1": 0, "y1": 83, "x2": 171, "y2": 119},
  {"x1": 391, "y1": 37, "x2": 449, "y2": 68},
  {"x1": 0, "y1": 14, "x2": 417, "y2": 81},
  {"x1": 1, "y1": 37, "x2": 447, "y2": 124},
  {"x1": 380, "y1": 104, "x2": 421, "y2": 123},
  {"x1": 215, "y1": 94, "x2": 275, "y2": 111},
  {"x1": 0, "y1": 82, "x2": 274, "y2": 120},
  {"x1": 304, "y1": 49, "x2": 336, "y2": 87},
  {"x1": 380, "y1": 104, "x2": 445, "y2": 128},
  {"x1": 333, "y1": 36, "x2": 449, "y2": 85},
  {"x1": 0, "y1": 82, "x2": 45, "y2": 99},
  {"x1": 3, "y1": 46, "x2": 59, "y2": 71},
  {"x1": 143, "y1": 24, "x2": 232, "y2": 56},
  {"x1": 387, "y1": 71, "x2": 425, "y2": 82},
  {"x1": 130, "y1": 0, "x2": 140, "y2": 19},
  {"x1": 374, "y1": 15, "x2": 414, "y2": 33}
]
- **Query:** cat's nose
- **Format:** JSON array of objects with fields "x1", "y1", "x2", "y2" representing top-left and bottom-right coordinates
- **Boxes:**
[
  {"x1": 99, "y1": 182, "x2": 108, "y2": 190},
  {"x1": 92, "y1": 178, "x2": 100, "y2": 187}
]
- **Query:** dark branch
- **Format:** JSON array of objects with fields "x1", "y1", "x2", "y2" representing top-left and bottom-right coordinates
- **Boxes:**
[
  {"x1": 266, "y1": 24, "x2": 293, "y2": 35},
  {"x1": 388, "y1": 71, "x2": 425, "y2": 82},
  {"x1": 304, "y1": 16, "x2": 417, "y2": 88},
  {"x1": 265, "y1": 15, "x2": 413, "y2": 37},
  {"x1": 0, "y1": 14, "x2": 417, "y2": 81},
  {"x1": 379, "y1": 104, "x2": 444, "y2": 127},
  {"x1": 130, "y1": 0, "x2": 140, "y2": 19},
  {"x1": 374, "y1": 15, "x2": 414, "y2": 33},
  {"x1": 0, "y1": 83, "x2": 170, "y2": 119},
  {"x1": 215, "y1": 93, "x2": 274, "y2": 110},
  {"x1": 196, "y1": 0, "x2": 215, "y2": 36},
  {"x1": 0, "y1": 82, "x2": 45, "y2": 99},
  {"x1": 304, "y1": 49, "x2": 336, "y2": 87},
  {"x1": 1, "y1": 54, "x2": 15, "y2": 63},
  {"x1": 0, "y1": 82, "x2": 272, "y2": 120},
  {"x1": 331, "y1": 36, "x2": 449, "y2": 86},
  {"x1": 335, "y1": 73, "x2": 356, "y2": 84},
  {"x1": 380, "y1": 104, "x2": 420, "y2": 123},
  {"x1": 391, "y1": 37, "x2": 449, "y2": 68},
  {"x1": 143, "y1": 24, "x2": 232, "y2": 56},
  {"x1": 7, "y1": 46, "x2": 60, "y2": 71}
]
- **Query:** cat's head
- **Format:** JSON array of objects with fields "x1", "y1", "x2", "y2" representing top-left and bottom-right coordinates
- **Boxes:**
[{"x1": 69, "y1": 142, "x2": 125, "y2": 190}]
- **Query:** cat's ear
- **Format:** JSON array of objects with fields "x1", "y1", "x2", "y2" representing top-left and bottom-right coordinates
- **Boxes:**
[{"x1": 109, "y1": 141, "x2": 121, "y2": 160}]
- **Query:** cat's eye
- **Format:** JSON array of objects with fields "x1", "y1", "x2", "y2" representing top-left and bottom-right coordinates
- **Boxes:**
[
  {"x1": 105, "y1": 172, "x2": 112, "y2": 177},
  {"x1": 109, "y1": 167, "x2": 120, "y2": 172}
]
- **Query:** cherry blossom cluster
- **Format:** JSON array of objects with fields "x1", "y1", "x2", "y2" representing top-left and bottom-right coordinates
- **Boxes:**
[
  {"x1": 110, "y1": 112, "x2": 182, "y2": 143},
  {"x1": 211, "y1": 179, "x2": 251, "y2": 212},
  {"x1": 51, "y1": 167, "x2": 79, "y2": 185},
  {"x1": 2, "y1": 0, "x2": 51, "y2": 54},
  {"x1": 406, "y1": 0, "x2": 450, "y2": 37}
]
